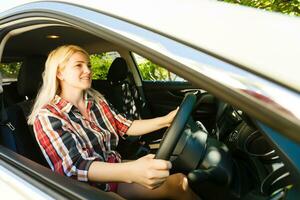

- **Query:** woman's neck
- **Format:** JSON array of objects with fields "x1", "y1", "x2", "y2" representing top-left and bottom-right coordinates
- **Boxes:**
[
  {"x1": 60, "y1": 90, "x2": 89, "y2": 119},
  {"x1": 60, "y1": 89, "x2": 85, "y2": 108}
]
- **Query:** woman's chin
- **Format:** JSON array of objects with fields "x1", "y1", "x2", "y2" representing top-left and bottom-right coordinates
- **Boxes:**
[
  {"x1": 76, "y1": 84, "x2": 91, "y2": 90},
  {"x1": 84, "y1": 85, "x2": 92, "y2": 90},
  {"x1": 81, "y1": 81, "x2": 92, "y2": 89}
]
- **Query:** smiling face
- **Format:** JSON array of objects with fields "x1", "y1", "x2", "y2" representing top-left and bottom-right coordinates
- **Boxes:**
[{"x1": 57, "y1": 52, "x2": 92, "y2": 92}]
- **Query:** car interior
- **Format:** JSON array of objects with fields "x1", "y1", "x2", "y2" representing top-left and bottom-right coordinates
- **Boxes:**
[{"x1": 0, "y1": 23, "x2": 295, "y2": 199}]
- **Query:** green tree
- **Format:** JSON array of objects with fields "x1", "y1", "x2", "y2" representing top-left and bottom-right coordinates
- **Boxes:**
[
  {"x1": 222, "y1": 0, "x2": 300, "y2": 16},
  {"x1": 90, "y1": 53, "x2": 113, "y2": 80},
  {"x1": 138, "y1": 60, "x2": 177, "y2": 81}
]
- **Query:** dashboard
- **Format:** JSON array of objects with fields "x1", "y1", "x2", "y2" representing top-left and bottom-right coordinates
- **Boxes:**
[
  {"x1": 211, "y1": 102, "x2": 291, "y2": 198},
  {"x1": 169, "y1": 98, "x2": 292, "y2": 199}
]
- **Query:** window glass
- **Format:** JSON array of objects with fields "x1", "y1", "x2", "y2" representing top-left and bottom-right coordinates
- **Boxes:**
[
  {"x1": 90, "y1": 51, "x2": 120, "y2": 80},
  {"x1": 132, "y1": 52, "x2": 186, "y2": 81},
  {"x1": 0, "y1": 62, "x2": 22, "y2": 83}
]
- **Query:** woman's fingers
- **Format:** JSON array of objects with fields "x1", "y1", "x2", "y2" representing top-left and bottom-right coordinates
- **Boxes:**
[
  {"x1": 151, "y1": 159, "x2": 172, "y2": 170},
  {"x1": 134, "y1": 154, "x2": 174, "y2": 189},
  {"x1": 140, "y1": 154, "x2": 172, "y2": 170},
  {"x1": 146, "y1": 178, "x2": 166, "y2": 189},
  {"x1": 144, "y1": 154, "x2": 155, "y2": 159},
  {"x1": 146, "y1": 169, "x2": 170, "y2": 180}
]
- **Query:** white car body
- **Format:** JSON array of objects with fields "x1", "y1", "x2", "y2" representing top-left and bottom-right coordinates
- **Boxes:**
[{"x1": 0, "y1": 1, "x2": 299, "y2": 199}]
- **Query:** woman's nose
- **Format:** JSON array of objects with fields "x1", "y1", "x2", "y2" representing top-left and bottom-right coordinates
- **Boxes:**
[{"x1": 83, "y1": 64, "x2": 91, "y2": 74}]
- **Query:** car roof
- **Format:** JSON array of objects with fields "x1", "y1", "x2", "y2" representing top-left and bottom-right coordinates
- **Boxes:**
[{"x1": 1, "y1": 0, "x2": 300, "y2": 92}]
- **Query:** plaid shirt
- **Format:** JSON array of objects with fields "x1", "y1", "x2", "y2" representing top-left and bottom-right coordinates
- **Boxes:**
[{"x1": 33, "y1": 93, "x2": 132, "y2": 191}]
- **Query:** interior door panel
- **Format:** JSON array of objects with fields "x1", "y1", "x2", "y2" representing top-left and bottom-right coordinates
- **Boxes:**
[
  {"x1": 142, "y1": 81, "x2": 217, "y2": 132},
  {"x1": 143, "y1": 81, "x2": 192, "y2": 115}
]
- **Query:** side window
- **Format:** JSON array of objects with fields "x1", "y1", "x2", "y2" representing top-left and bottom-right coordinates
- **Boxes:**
[
  {"x1": 132, "y1": 52, "x2": 186, "y2": 82},
  {"x1": 0, "y1": 62, "x2": 22, "y2": 83},
  {"x1": 89, "y1": 51, "x2": 120, "y2": 80}
]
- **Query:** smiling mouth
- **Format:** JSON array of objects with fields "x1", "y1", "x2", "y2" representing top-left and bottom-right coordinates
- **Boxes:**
[{"x1": 80, "y1": 77, "x2": 91, "y2": 80}]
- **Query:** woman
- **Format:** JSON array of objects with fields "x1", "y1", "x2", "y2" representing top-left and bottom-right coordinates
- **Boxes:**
[{"x1": 28, "y1": 45, "x2": 198, "y2": 199}]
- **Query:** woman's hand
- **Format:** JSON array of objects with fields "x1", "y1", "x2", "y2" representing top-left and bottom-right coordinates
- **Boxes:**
[
  {"x1": 164, "y1": 107, "x2": 179, "y2": 127},
  {"x1": 128, "y1": 154, "x2": 172, "y2": 189},
  {"x1": 126, "y1": 107, "x2": 179, "y2": 136}
]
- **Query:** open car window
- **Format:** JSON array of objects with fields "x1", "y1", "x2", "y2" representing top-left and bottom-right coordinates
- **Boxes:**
[
  {"x1": 90, "y1": 51, "x2": 120, "y2": 80},
  {"x1": 132, "y1": 52, "x2": 186, "y2": 82}
]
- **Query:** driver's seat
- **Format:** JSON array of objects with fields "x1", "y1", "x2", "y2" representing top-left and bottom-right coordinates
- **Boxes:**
[
  {"x1": 106, "y1": 57, "x2": 151, "y2": 120},
  {"x1": 106, "y1": 57, "x2": 151, "y2": 159}
]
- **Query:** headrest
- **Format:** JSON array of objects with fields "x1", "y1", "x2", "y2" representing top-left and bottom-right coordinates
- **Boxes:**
[
  {"x1": 17, "y1": 56, "x2": 46, "y2": 98},
  {"x1": 107, "y1": 57, "x2": 129, "y2": 84}
]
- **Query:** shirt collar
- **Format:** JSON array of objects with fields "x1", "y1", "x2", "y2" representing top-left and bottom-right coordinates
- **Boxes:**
[
  {"x1": 52, "y1": 95, "x2": 73, "y2": 113},
  {"x1": 52, "y1": 91, "x2": 94, "y2": 113}
]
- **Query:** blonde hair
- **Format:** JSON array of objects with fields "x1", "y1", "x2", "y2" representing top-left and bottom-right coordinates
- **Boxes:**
[{"x1": 28, "y1": 44, "x2": 103, "y2": 124}]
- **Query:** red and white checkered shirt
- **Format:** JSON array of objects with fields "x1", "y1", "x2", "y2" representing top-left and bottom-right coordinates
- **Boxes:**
[{"x1": 33, "y1": 93, "x2": 132, "y2": 191}]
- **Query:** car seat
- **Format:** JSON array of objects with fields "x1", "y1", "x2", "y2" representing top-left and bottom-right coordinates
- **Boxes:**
[
  {"x1": 106, "y1": 57, "x2": 152, "y2": 120},
  {"x1": 106, "y1": 57, "x2": 152, "y2": 159},
  {"x1": 17, "y1": 56, "x2": 45, "y2": 115},
  {"x1": 0, "y1": 57, "x2": 48, "y2": 166}
]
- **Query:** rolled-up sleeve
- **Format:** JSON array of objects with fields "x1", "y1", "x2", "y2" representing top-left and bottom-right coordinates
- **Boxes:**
[
  {"x1": 102, "y1": 101, "x2": 133, "y2": 137},
  {"x1": 33, "y1": 112, "x2": 100, "y2": 182}
]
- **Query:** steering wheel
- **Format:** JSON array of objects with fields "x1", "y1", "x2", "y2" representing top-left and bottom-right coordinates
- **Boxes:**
[{"x1": 155, "y1": 92, "x2": 197, "y2": 160}]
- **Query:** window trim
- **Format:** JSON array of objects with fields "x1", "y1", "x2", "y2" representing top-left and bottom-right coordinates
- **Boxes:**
[{"x1": 0, "y1": 146, "x2": 119, "y2": 200}]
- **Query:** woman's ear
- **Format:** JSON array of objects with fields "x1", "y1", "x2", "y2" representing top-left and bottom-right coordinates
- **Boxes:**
[{"x1": 57, "y1": 71, "x2": 64, "y2": 81}]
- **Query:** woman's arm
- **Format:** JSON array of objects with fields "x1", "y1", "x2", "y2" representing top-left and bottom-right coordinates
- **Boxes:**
[
  {"x1": 88, "y1": 154, "x2": 172, "y2": 189},
  {"x1": 126, "y1": 107, "x2": 178, "y2": 136}
]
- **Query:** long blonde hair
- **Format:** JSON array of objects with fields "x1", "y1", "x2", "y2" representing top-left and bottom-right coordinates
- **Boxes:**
[{"x1": 28, "y1": 45, "x2": 103, "y2": 124}]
